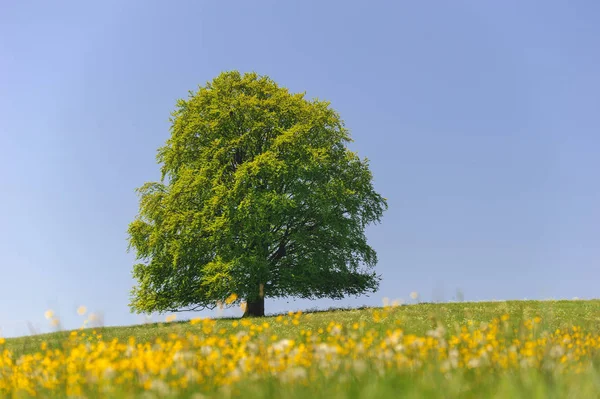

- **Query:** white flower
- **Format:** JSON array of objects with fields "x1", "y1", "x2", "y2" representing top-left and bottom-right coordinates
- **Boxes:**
[
  {"x1": 549, "y1": 345, "x2": 565, "y2": 358},
  {"x1": 330, "y1": 325, "x2": 342, "y2": 336},
  {"x1": 391, "y1": 299, "x2": 404, "y2": 307},
  {"x1": 270, "y1": 339, "x2": 294, "y2": 352},
  {"x1": 449, "y1": 349, "x2": 459, "y2": 359},
  {"x1": 426, "y1": 326, "x2": 446, "y2": 339},
  {"x1": 235, "y1": 330, "x2": 247, "y2": 340},
  {"x1": 200, "y1": 346, "x2": 213, "y2": 356},
  {"x1": 316, "y1": 343, "x2": 338, "y2": 355},
  {"x1": 394, "y1": 344, "x2": 405, "y2": 352}
]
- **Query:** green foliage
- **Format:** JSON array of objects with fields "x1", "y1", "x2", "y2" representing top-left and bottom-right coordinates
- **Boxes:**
[{"x1": 127, "y1": 71, "x2": 387, "y2": 314}]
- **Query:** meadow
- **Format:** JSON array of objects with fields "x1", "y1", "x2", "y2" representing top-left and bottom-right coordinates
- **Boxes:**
[{"x1": 3, "y1": 300, "x2": 600, "y2": 398}]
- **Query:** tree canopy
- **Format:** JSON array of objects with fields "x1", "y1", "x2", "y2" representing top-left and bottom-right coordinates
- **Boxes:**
[{"x1": 127, "y1": 71, "x2": 387, "y2": 316}]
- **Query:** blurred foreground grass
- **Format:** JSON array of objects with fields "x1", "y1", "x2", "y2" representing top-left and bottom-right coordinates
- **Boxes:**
[{"x1": 2, "y1": 300, "x2": 600, "y2": 398}]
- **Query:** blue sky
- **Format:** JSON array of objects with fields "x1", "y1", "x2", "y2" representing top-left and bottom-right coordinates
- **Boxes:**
[{"x1": 1, "y1": 0, "x2": 599, "y2": 338}]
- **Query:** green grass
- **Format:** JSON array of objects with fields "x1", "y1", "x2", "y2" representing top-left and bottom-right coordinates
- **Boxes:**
[
  {"x1": 4, "y1": 299, "x2": 600, "y2": 398},
  {"x1": 7, "y1": 299, "x2": 600, "y2": 355}
]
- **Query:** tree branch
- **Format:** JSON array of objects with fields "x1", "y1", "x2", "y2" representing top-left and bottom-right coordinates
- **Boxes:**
[{"x1": 164, "y1": 303, "x2": 217, "y2": 313}]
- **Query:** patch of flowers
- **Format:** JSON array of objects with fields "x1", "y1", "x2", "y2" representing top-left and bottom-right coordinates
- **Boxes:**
[{"x1": 0, "y1": 310, "x2": 599, "y2": 397}]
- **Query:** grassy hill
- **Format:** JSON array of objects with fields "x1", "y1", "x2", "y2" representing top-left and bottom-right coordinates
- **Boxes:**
[{"x1": 3, "y1": 300, "x2": 600, "y2": 398}]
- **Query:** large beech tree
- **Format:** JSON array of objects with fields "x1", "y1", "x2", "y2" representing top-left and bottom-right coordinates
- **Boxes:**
[{"x1": 127, "y1": 71, "x2": 387, "y2": 317}]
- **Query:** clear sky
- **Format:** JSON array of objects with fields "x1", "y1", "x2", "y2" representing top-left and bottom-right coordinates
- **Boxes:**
[{"x1": 1, "y1": 0, "x2": 599, "y2": 338}]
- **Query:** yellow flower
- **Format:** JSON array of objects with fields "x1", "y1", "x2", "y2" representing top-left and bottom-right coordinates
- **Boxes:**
[
  {"x1": 0, "y1": 337, "x2": 5, "y2": 345},
  {"x1": 77, "y1": 306, "x2": 87, "y2": 316},
  {"x1": 44, "y1": 310, "x2": 54, "y2": 320},
  {"x1": 225, "y1": 293, "x2": 238, "y2": 305},
  {"x1": 165, "y1": 314, "x2": 177, "y2": 323}
]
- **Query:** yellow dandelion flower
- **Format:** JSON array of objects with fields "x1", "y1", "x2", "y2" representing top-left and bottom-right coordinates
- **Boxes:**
[
  {"x1": 0, "y1": 337, "x2": 5, "y2": 345},
  {"x1": 225, "y1": 293, "x2": 238, "y2": 305},
  {"x1": 165, "y1": 314, "x2": 177, "y2": 323},
  {"x1": 77, "y1": 306, "x2": 87, "y2": 316},
  {"x1": 44, "y1": 310, "x2": 54, "y2": 320}
]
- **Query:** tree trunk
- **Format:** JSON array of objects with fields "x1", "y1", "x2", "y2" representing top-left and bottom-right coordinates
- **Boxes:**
[{"x1": 243, "y1": 296, "x2": 265, "y2": 317}]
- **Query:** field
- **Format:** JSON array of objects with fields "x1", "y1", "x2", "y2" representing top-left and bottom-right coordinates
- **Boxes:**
[{"x1": 3, "y1": 300, "x2": 600, "y2": 398}]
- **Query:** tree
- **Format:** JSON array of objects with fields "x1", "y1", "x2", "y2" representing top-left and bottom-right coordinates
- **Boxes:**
[{"x1": 127, "y1": 71, "x2": 387, "y2": 317}]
